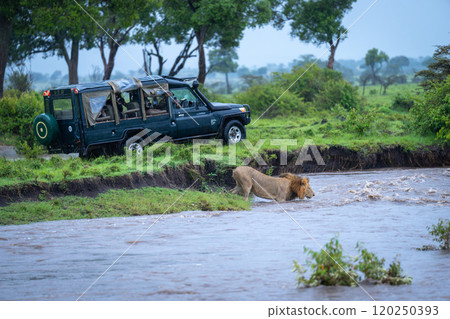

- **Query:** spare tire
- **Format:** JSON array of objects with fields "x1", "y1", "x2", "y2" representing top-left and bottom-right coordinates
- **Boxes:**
[{"x1": 33, "y1": 113, "x2": 59, "y2": 145}]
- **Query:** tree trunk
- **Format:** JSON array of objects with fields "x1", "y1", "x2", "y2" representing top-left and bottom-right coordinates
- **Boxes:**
[
  {"x1": 195, "y1": 29, "x2": 207, "y2": 84},
  {"x1": 327, "y1": 44, "x2": 336, "y2": 70},
  {"x1": 327, "y1": 38, "x2": 339, "y2": 70},
  {"x1": 68, "y1": 40, "x2": 79, "y2": 84},
  {"x1": 0, "y1": 14, "x2": 12, "y2": 98},
  {"x1": 225, "y1": 72, "x2": 231, "y2": 94},
  {"x1": 103, "y1": 43, "x2": 119, "y2": 80},
  {"x1": 370, "y1": 65, "x2": 377, "y2": 85},
  {"x1": 362, "y1": 84, "x2": 365, "y2": 96}
]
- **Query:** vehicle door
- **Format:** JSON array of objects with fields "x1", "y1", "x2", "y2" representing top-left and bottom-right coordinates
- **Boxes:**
[
  {"x1": 51, "y1": 92, "x2": 79, "y2": 147},
  {"x1": 171, "y1": 87, "x2": 214, "y2": 138},
  {"x1": 81, "y1": 90, "x2": 119, "y2": 146},
  {"x1": 141, "y1": 86, "x2": 176, "y2": 140}
]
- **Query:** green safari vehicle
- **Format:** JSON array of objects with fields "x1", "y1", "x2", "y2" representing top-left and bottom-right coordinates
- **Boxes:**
[{"x1": 33, "y1": 76, "x2": 251, "y2": 156}]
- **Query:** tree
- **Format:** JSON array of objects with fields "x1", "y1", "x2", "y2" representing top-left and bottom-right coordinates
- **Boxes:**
[
  {"x1": 95, "y1": 0, "x2": 154, "y2": 80},
  {"x1": 415, "y1": 45, "x2": 450, "y2": 90},
  {"x1": 208, "y1": 47, "x2": 238, "y2": 94},
  {"x1": 379, "y1": 74, "x2": 402, "y2": 95},
  {"x1": 358, "y1": 71, "x2": 371, "y2": 96},
  {"x1": 281, "y1": 0, "x2": 356, "y2": 70},
  {"x1": 389, "y1": 56, "x2": 409, "y2": 73},
  {"x1": 163, "y1": 0, "x2": 273, "y2": 83},
  {"x1": 28, "y1": 0, "x2": 98, "y2": 84},
  {"x1": 365, "y1": 48, "x2": 389, "y2": 85},
  {"x1": 0, "y1": 0, "x2": 36, "y2": 98},
  {"x1": 135, "y1": 3, "x2": 198, "y2": 77}
]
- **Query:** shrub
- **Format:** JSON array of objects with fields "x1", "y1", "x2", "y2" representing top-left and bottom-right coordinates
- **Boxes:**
[
  {"x1": 7, "y1": 67, "x2": 32, "y2": 93},
  {"x1": 273, "y1": 63, "x2": 342, "y2": 102},
  {"x1": 427, "y1": 219, "x2": 450, "y2": 250},
  {"x1": 0, "y1": 91, "x2": 44, "y2": 150},
  {"x1": 382, "y1": 259, "x2": 412, "y2": 285},
  {"x1": 355, "y1": 244, "x2": 386, "y2": 281},
  {"x1": 293, "y1": 236, "x2": 358, "y2": 287},
  {"x1": 316, "y1": 80, "x2": 360, "y2": 110},
  {"x1": 293, "y1": 236, "x2": 412, "y2": 287},
  {"x1": 392, "y1": 93, "x2": 414, "y2": 111},
  {"x1": 233, "y1": 83, "x2": 304, "y2": 117},
  {"x1": 345, "y1": 107, "x2": 376, "y2": 135},
  {"x1": 410, "y1": 76, "x2": 450, "y2": 142}
]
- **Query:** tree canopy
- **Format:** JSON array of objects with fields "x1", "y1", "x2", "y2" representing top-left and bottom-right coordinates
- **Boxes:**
[
  {"x1": 281, "y1": 0, "x2": 356, "y2": 70},
  {"x1": 163, "y1": 0, "x2": 274, "y2": 83},
  {"x1": 95, "y1": 0, "x2": 155, "y2": 80},
  {"x1": 364, "y1": 48, "x2": 389, "y2": 85},
  {"x1": 208, "y1": 47, "x2": 238, "y2": 94},
  {"x1": 415, "y1": 45, "x2": 450, "y2": 89}
]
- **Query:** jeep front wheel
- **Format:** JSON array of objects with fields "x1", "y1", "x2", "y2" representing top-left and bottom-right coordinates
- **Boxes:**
[{"x1": 223, "y1": 120, "x2": 246, "y2": 144}]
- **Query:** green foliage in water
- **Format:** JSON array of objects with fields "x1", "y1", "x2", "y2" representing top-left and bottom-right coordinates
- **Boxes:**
[
  {"x1": 293, "y1": 236, "x2": 412, "y2": 287},
  {"x1": 293, "y1": 236, "x2": 358, "y2": 287},
  {"x1": 427, "y1": 218, "x2": 450, "y2": 250}
]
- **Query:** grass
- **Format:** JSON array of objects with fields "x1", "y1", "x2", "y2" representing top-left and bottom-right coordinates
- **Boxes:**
[
  {"x1": 0, "y1": 155, "x2": 134, "y2": 187},
  {"x1": 358, "y1": 83, "x2": 421, "y2": 105},
  {"x1": 0, "y1": 186, "x2": 250, "y2": 225}
]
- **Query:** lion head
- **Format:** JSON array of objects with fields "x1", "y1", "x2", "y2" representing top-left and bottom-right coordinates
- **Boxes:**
[{"x1": 280, "y1": 173, "x2": 315, "y2": 200}]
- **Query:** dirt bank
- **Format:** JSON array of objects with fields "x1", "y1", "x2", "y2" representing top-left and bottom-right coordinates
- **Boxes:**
[{"x1": 1, "y1": 145, "x2": 448, "y2": 206}]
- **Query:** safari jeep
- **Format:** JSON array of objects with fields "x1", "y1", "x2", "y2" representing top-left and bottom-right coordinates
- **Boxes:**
[{"x1": 33, "y1": 76, "x2": 250, "y2": 156}]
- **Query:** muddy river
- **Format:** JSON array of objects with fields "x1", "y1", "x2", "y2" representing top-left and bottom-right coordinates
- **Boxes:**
[{"x1": 0, "y1": 168, "x2": 449, "y2": 301}]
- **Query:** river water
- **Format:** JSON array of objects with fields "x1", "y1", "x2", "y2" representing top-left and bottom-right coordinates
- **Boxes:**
[{"x1": 0, "y1": 168, "x2": 449, "y2": 301}]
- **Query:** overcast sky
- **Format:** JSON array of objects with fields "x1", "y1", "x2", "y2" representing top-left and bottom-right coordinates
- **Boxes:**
[{"x1": 28, "y1": 0, "x2": 450, "y2": 76}]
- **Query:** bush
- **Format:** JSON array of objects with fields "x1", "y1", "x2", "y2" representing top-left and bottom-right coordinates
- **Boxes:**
[
  {"x1": 316, "y1": 80, "x2": 360, "y2": 110},
  {"x1": 392, "y1": 94, "x2": 414, "y2": 111},
  {"x1": 273, "y1": 63, "x2": 342, "y2": 102},
  {"x1": 427, "y1": 219, "x2": 450, "y2": 250},
  {"x1": 233, "y1": 83, "x2": 304, "y2": 117},
  {"x1": 7, "y1": 67, "x2": 32, "y2": 93},
  {"x1": 293, "y1": 236, "x2": 412, "y2": 287},
  {"x1": 345, "y1": 107, "x2": 377, "y2": 135},
  {"x1": 410, "y1": 76, "x2": 450, "y2": 142},
  {"x1": 0, "y1": 91, "x2": 43, "y2": 150},
  {"x1": 293, "y1": 236, "x2": 358, "y2": 287}
]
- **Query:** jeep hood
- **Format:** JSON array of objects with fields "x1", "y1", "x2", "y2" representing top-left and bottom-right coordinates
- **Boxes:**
[{"x1": 210, "y1": 102, "x2": 242, "y2": 111}]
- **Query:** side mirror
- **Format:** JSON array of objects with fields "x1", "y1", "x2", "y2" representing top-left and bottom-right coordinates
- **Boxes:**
[{"x1": 192, "y1": 80, "x2": 199, "y2": 89}]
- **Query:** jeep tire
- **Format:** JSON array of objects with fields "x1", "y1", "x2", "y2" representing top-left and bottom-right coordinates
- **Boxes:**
[
  {"x1": 223, "y1": 120, "x2": 246, "y2": 144},
  {"x1": 33, "y1": 113, "x2": 59, "y2": 146}
]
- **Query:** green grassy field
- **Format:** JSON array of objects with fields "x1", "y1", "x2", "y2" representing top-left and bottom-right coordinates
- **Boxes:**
[
  {"x1": 0, "y1": 186, "x2": 250, "y2": 225},
  {"x1": 358, "y1": 83, "x2": 421, "y2": 105}
]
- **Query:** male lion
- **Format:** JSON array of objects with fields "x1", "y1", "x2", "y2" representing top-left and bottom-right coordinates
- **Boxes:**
[{"x1": 230, "y1": 166, "x2": 314, "y2": 202}]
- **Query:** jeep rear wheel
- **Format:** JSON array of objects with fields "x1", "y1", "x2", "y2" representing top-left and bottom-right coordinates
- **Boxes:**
[{"x1": 223, "y1": 120, "x2": 246, "y2": 144}]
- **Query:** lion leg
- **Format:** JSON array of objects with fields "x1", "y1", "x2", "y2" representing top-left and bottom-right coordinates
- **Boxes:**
[
  {"x1": 242, "y1": 184, "x2": 252, "y2": 201},
  {"x1": 230, "y1": 184, "x2": 243, "y2": 195}
]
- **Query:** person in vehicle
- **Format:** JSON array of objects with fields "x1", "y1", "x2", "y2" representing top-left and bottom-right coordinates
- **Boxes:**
[
  {"x1": 115, "y1": 93, "x2": 126, "y2": 116},
  {"x1": 157, "y1": 92, "x2": 170, "y2": 110}
]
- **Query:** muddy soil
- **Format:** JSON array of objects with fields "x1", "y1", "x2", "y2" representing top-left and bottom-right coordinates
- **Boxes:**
[{"x1": 1, "y1": 145, "x2": 448, "y2": 206}]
